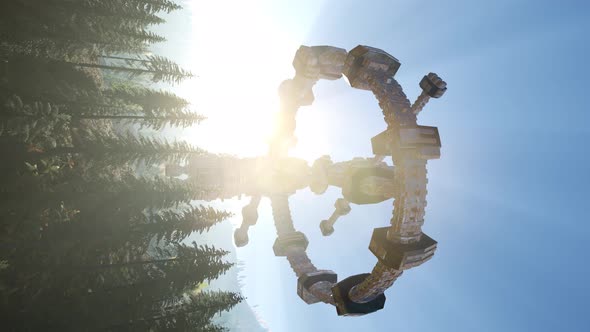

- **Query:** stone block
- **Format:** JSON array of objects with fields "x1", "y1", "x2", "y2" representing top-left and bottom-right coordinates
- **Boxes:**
[
  {"x1": 233, "y1": 228, "x2": 248, "y2": 247},
  {"x1": 331, "y1": 273, "x2": 386, "y2": 316},
  {"x1": 292, "y1": 46, "x2": 320, "y2": 79},
  {"x1": 242, "y1": 205, "x2": 258, "y2": 226},
  {"x1": 343, "y1": 166, "x2": 395, "y2": 205},
  {"x1": 419, "y1": 72, "x2": 447, "y2": 98},
  {"x1": 371, "y1": 126, "x2": 441, "y2": 160},
  {"x1": 369, "y1": 227, "x2": 437, "y2": 270},
  {"x1": 319, "y1": 219, "x2": 334, "y2": 236},
  {"x1": 334, "y1": 198, "x2": 351, "y2": 215},
  {"x1": 273, "y1": 231, "x2": 309, "y2": 256},
  {"x1": 343, "y1": 45, "x2": 401, "y2": 90},
  {"x1": 297, "y1": 270, "x2": 337, "y2": 304},
  {"x1": 371, "y1": 129, "x2": 394, "y2": 156}
]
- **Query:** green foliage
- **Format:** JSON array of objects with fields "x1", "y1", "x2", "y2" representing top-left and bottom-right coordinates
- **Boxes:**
[
  {"x1": 0, "y1": 0, "x2": 181, "y2": 56},
  {"x1": 1, "y1": 95, "x2": 72, "y2": 148},
  {"x1": 68, "y1": 55, "x2": 193, "y2": 84},
  {"x1": 104, "y1": 83, "x2": 190, "y2": 112},
  {"x1": 41, "y1": 132, "x2": 204, "y2": 164},
  {"x1": 0, "y1": 1, "x2": 243, "y2": 331},
  {"x1": 135, "y1": 205, "x2": 233, "y2": 243}
]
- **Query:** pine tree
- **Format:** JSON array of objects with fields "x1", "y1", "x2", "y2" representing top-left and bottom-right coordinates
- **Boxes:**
[
  {"x1": 66, "y1": 55, "x2": 192, "y2": 84},
  {"x1": 77, "y1": 112, "x2": 205, "y2": 130},
  {"x1": 0, "y1": 0, "x2": 177, "y2": 57},
  {"x1": 32, "y1": 133, "x2": 204, "y2": 165},
  {"x1": 2, "y1": 243, "x2": 237, "y2": 331},
  {"x1": 102, "y1": 85, "x2": 190, "y2": 112},
  {"x1": 2, "y1": 95, "x2": 205, "y2": 131},
  {"x1": 137, "y1": 206, "x2": 232, "y2": 243},
  {"x1": 119, "y1": 291, "x2": 243, "y2": 331},
  {"x1": 1, "y1": 1, "x2": 244, "y2": 330}
]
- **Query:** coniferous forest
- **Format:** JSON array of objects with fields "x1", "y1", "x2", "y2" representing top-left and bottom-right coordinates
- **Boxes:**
[{"x1": 0, "y1": 1, "x2": 243, "y2": 331}]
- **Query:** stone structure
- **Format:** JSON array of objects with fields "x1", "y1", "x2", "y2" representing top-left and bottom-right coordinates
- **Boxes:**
[
  {"x1": 166, "y1": 44, "x2": 447, "y2": 317},
  {"x1": 268, "y1": 45, "x2": 447, "y2": 316}
]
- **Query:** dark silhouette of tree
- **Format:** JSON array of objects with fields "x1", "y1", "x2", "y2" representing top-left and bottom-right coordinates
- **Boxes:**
[
  {"x1": 105, "y1": 85, "x2": 190, "y2": 109},
  {"x1": 0, "y1": 1, "x2": 243, "y2": 331},
  {"x1": 2, "y1": 94, "x2": 204, "y2": 131},
  {"x1": 66, "y1": 55, "x2": 192, "y2": 84},
  {"x1": 30, "y1": 133, "x2": 204, "y2": 164},
  {"x1": 2, "y1": 243, "x2": 238, "y2": 331}
]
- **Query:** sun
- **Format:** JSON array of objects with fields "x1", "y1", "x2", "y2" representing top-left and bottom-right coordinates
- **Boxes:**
[{"x1": 176, "y1": 1, "x2": 329, "y2": 161}]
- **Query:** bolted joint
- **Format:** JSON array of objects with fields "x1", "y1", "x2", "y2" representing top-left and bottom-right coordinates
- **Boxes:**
[
  {"x1": 334, "y1": 198, "x2": 351, "y2": 215},
  {"x1": 273, "y1": 231, "x2": 309, "y2": 256},
  {"x1": 369, "y1": 227, "x2": 437, "y2": 270},
  {"x1": 319, "y1": 219, "x2": 334, "y2": 236},
  {"x1": 233, "y1": 228, "x2": 249, "y2": 247},
  {"x1": 419, "y1": 72, "x2": 447, "y2": 98},
  {"x1": 297, "y1": 270, "x2": 337, "y2": 304},
  {"x1": 331, "y1": 274, "x2": 386, "y2": 316}
]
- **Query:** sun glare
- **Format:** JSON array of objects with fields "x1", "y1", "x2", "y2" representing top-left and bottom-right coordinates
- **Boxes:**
[{"x1": 175, "y1": 0, "x2": 328, "y2": 161}]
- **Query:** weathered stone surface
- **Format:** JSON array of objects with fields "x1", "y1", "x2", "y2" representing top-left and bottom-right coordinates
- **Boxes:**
[
  {"x1": 331, "y1": 273, "x2": 386, "y2": 316},
  {"x1": 348, "y1": 262, "x2": 403, "y2": 303},
  {"x1": 272, "y1": 231, "x2": 309, "y2": 256},
  {"x1": 293, "y1": 45, "x2": 347, "y2": 80},
  {"x1": 411, "y1": 72, "x2": 447, "y2": 115},
  {"x1": 310, "y1": 155, "x2": 332, "y2": 194},
  {"x1": 369, "y1": 227, "x2": 437, "y2": 270},
  {"x1": 297, "y1": 270, "x2": 337, "y2": 304},
  {"x1": 293, "y1": 46, "x2": 321, "y2": 79},
  {"x1": 419, "y1": 72, "x2": 447, "y2": 98},
  {"x1": 342, "y1": 166, "x2": 396, "y2": 205},
  {"x1": 278, "y1": 78, "x2": 315, "y2": 107},
  {"x1": 343, "y1": 45, "x2": 401, "y2": 90},
  {"x1": 242, "y1": 205, "x2": 258, "y2": 226},
  {"x1": 371, "y1": 126, "x2": 441, "y2": 160},
  {"x1": 319, "y1": 219, "x2": 334, "y2": 236},
  {"x1": 334, "y1": 198, "x2": 351, "y2": 215},
  {"x1": 370, "y1": 129, "x2": 393, "y2": 156},
  {"x1": 233, "y1": 228, "x2": 249, "y2": 247}
]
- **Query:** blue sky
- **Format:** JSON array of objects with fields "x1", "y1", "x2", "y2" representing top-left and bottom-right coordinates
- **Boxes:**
[{"x1": 155, "y1": 1, "x2": 590, "y2": 331}]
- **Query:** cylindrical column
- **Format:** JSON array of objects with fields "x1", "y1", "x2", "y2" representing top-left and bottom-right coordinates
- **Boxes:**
[
  {"x1": 270, "y1": 194, "x2": 337, "y2": 305},
  {"x1": 286, "y1": 249, "x2": 317, "y2": 278},
  {"x1": 369, "y1": 74, "x2": 415, "y2": 128},
  {"x1": 270, "y1": 194, "x2": 297, "y2": 236},
  {"x1": 342, "y1": 65, "x2": 423, "y2": 304},
  {"x1": 309, "y1": 280, "x2": 336, "y2": 305},
  {"x1": 411, "y1": 92, "x2": 431, "y2": 115},
  {"x1": 348, "y1": 262, "x2": 403, "y2": 303},
  {"x1": 388, "y1": 158, "x2": 428, "y2": 243}
]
